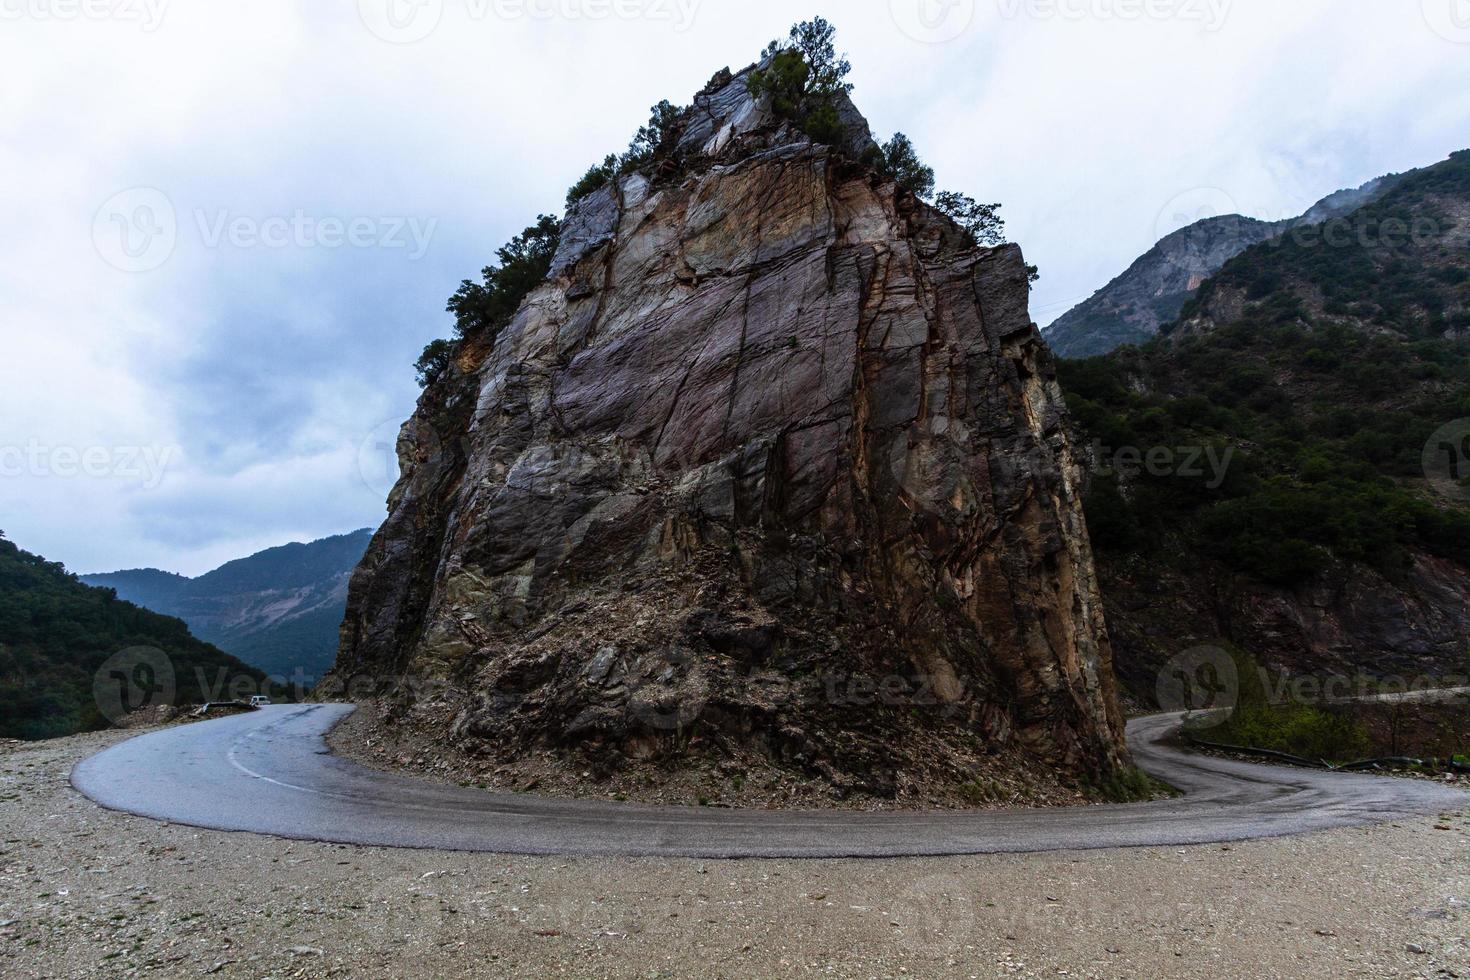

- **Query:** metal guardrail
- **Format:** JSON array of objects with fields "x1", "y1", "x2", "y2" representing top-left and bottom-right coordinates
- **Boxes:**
[{"x1": 1183, "y1": 735, "x2": 1470, "y2": 774}]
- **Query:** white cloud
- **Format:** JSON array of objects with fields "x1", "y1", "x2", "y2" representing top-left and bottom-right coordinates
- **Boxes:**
[{"x1": 2, "y1": 0, "x2": 1468, "y2": 574}]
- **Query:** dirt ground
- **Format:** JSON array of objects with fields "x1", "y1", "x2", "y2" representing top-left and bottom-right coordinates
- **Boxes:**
[{"x1": 2, "y1": 728, "x2": 1468, "y2": 979}]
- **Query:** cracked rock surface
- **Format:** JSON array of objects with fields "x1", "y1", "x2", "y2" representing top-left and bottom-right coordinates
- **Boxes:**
[{"x1": 327, "y1": 67, "x2": 1126, "y2": 804}]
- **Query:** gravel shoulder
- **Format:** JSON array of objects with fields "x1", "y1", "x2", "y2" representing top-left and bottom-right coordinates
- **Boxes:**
[{"x1": 5, "y1": 729, "x2": 1470, "y2": 978}]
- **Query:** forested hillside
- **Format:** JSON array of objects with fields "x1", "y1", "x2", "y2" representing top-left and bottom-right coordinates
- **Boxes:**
[
  {"x1": 0, "y1": 532, "x2": 266, "y2": 739},
  {"x1": 1060, "y1": 151, "x2": 1470, "y2": 696}
]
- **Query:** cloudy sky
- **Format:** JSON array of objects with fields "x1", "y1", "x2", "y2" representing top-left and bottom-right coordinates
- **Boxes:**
[{"x1": 3, "y1": 0, "x2": 1469, "y2": 576}]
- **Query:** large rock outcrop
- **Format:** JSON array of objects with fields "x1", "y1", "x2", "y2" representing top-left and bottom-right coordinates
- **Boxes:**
[{"x1": 327, "y1": 68, "x2": 1127, "y2": 802}]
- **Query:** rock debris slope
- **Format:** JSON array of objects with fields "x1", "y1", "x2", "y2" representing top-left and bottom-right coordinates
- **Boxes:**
[{"x1": 328, "y1": 67, "x2": 1127, "y2": 802}]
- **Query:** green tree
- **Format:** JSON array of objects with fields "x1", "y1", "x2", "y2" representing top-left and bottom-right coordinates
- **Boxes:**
[
  {"x1": 789, "y1": 16, "x2": 852, "y2": 100},
  {"x1": 747, "y1": 17, "x2": 854, "y2": 145},
  {"x1": 934, "y1": 191, "x2": 1007, "y2": 247},
  {"x1": 626, "y1": 99, "x2": 683, "y2": 165},
  {"x1": 567, "y1": 101, "x2": 687, "y2": 207},
  {"x1": 414, "y1": 338, "x2": 456, "y2": 387},
  {"x1": 878, "y1": 133, "x2": 935, "y2": 199},
  {"x1": 447, "y1": 214, "x2": 562, "y2": 340},
  {"x1": 0, "y1": 535, "x2": 270, "y2": 740},
  {"x1": 566, "y1": 154, "x2": 619, "y2": 209},
  {"x1": 747, "y1": 45, "x2": 811, "y2": 120},
  {"x1": 418, "y1": 215, "x2": 563, "y2": 388}
]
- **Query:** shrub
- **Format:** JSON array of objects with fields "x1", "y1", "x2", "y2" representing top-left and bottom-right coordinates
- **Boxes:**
[
  {"x1": 1214, "y1": 702, "x2": 1369, "y2": 762},
  {"x1": 1093, "y1": 765, "x2": 1169, "y2": 803},
  {"x1": 414, "y1": 338, "x2": 456, "y2": 387},
  {"x1": 747, "y1": 17, "x2": 853, "y2": 145},
  {"x1": 933, "y1": 191, "x2": 1006, "y2": 247},
  {"x1": 626, "y1": 99, "x2": 682, "y2": 165},
  {"x1": 417, "y1": 215, "x2": 562, "y2": 387},
  {"x1": 746, "y1": 46, "x2": 810, "y2": 120},
  {"x1": 876, "y1": 132, "x2": 934, "y2": 199},
  {"x1": 447, "y1": 214, "x2": 562, "y2": 341},
  {"x1": 566, "y1": 101, "x2": 687, "y2": 208},
  {"x1": 565, "y1": 154, "x2": 619, "y2": 209}
]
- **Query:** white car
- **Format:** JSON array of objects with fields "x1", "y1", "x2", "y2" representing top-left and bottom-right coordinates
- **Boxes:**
[{"x1": 248, "y1": 695, "x2": 273, "y2": 708}]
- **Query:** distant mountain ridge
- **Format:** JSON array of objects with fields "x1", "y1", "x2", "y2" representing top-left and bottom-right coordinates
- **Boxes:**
[
  {"x1": 1044, "y1": 174, "x2": 1400, "y2": 358},
  {"x1": 0, "y1": 531, "x2": 264, "y2": 740},
  {"x1": 84, "y1": 529, "x2": 372, "y2": 681},
  {"x1": 1058, "y1": 149, "x2": 1470, "y2": 699}
]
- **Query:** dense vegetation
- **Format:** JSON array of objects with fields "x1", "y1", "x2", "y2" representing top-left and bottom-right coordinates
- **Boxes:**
[
  {"x1": 0, "y1": 532, "x2": 267, "y2": 740},
  {"x1": 1061, "y1": 151, "x2": 1470, "y2": 588},
  {"x1": 1176, "y1": 646, "x2": 1372, "y2": 761},
  {"x1": 1208, "y1": 700, "x2": 1370, "y2": 762}
]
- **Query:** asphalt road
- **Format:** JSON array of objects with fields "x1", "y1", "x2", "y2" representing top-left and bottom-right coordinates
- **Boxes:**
[{"x1": 70, "y1": 704, "x2": 1467, "y2": 859}]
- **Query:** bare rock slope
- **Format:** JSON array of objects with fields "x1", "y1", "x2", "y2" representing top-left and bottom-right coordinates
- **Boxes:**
[{"x1": 328, "y1": 69, "x2": 1126, "y2": 802}]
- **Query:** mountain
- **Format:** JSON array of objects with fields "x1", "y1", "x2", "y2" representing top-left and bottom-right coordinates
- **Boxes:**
[
  {"x1": 0, "y1": 531, "x2": 266, "y2": 739},
  {"x1": 1045, "y1": 175, "x2": 1400, "y2": 358},
  {"x1": 84, "y1": 529, "x2": 372, "y2": 682},
  {"x1": 1058, "y1": 150, "x2": 1470, "y2": 698},
  {"x1": 326, "y1": 58, "x2": 1127, "y2": 806}
]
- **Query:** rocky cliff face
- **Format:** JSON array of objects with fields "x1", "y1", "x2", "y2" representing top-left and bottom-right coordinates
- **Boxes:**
[{"x1": 329, "y1": 69, "x2": 1126, "y2": 802}]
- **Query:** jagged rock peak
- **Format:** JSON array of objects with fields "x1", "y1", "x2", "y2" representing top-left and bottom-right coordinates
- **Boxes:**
[{"x1": 329, "y1": 67, "x2": 1128, "y2": 804}]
